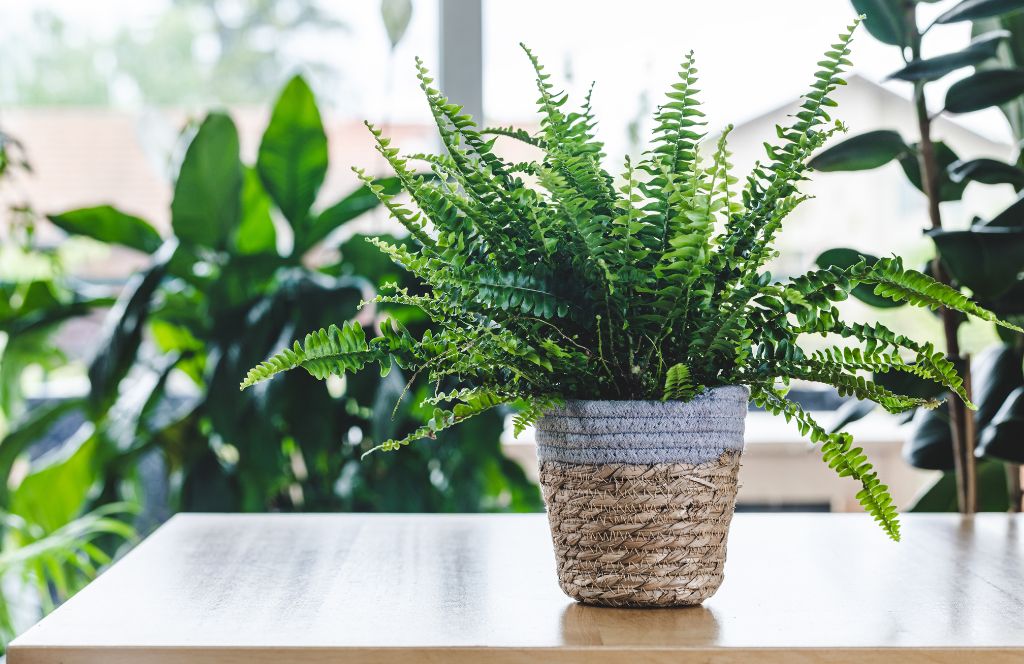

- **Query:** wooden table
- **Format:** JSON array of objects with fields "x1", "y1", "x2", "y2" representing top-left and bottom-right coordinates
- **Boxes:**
[{"x1": 9, "y1": 513, "x2": 1024, "y2": 663}]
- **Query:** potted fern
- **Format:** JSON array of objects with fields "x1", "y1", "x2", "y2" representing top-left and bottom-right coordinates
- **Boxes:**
[{"x1": 242, "y1": 19, "x2": 1019, "y2": 607}]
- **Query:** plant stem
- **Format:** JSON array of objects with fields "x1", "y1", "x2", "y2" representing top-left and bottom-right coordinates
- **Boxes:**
[
  {"x1": 1008, "y1": 464, "x2": 1022, "y2": 513},
  {"x1": 908, "y1": 6, "x2": 975, "y2": 514}
]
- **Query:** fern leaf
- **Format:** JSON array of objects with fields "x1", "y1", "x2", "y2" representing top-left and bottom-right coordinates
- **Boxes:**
[
  {"x1": 241, "y1": 321, "x2": 383, "y2": 389},
  {"x1": 662, "y1": 363, "x2": 701, "y2": 401},
  {"x1": 753, "y1": 387, "x2": 901, "y2": 540}
]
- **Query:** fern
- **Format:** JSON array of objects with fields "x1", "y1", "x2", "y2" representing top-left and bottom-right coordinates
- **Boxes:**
[
  {"x1": 242, "y1": 17, "x2": 1020, "y2": 539},
  {"x1": 663, "y1": 364, "x2": 700, "y2": 401}
]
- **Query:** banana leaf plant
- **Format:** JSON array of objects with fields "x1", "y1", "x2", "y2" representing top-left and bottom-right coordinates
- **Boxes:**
[
  {"x1": 2, "y1": 74, "x2": 539, "y2": 532},
  {"x1": 812, "y1": 0, "x2": 1024, "y2": 511},
  {"x1": 1, "y1": 127, "x2": 134, "y2": 649}
]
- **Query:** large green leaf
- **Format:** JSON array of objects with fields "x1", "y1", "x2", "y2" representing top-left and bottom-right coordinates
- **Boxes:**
[
  {"x1": 815, "y1": 247, "x2": 904, "y2": 308},
  {"x1": 978, "y1": 385, "x2": 1024, "y2": 462},
  {"x1": 171, "y1": 113, "x2": 242, "y2": 250},
  {"x1": 971, "y1": 344, "x2": 1024, "y2": 433},
  {"x1": 87, "y1": 245, "x2": 173, "y2": 415},
  {"x1": 935, "y1": 0, "x2": 1024, "y2": 24},
  {"x1": 978, "y1": 277, "x2": 1024, "y2": 317},
  {"x1": 928, "y1": 227, "x2": 1024, "y2": 297},
  {"x1": 299, "y1": 178, "x2": 401, "y2": 255},
  {"x1": 1, "y1": 291, "x2": 113, "y2": 338},
  {"x1": 888, "y1": 30, "x2": 1007, "y2": 81},
  {"x1": 233, "y1": 167, "x2": 277, "y2": 256},
  {"x1": 10, "y1": 424, "x2": 100, "y2": 533},
  {"x1": 48, "y1": 206, "x2": 161, "y2": 253},
  {"x1": 0, "y1": 398, "x2": 84, "y2": 505},
  {"x1": 852, "y1": 0, "x2": 907, "y2": 45},
  {"x1": 945, "y1": 68, "x2": 1024, "y2": 113},
  {"x1": 908, "y1": 459, "x2": 1010, "y2": 511},
  {"x1": 973, "y1": 14, "x2": 1024, "y2": 139},
  {"x1": 257, "y1": 75, "x2": 328, "y2": 242},
  {"x1": 903, "y1": 403, "x2": 956, "y2": 470},
  {"x1": 899, "y1": 142, "x2": 968, "y2": 201},
  {"x1": 809, "y1": 130, "x2": 909, "y2": 171},
  {"x1": 948, "y1": 157, "x2": 1024, "y2": 188}
]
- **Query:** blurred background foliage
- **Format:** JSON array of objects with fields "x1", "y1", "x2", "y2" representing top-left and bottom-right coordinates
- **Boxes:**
[
  {"x1": 0, "y1": 2, "x2": 538, "y2": 648},
  {"x1": 814, "y1": 0, "x2": 1024, "y2": 511},
  {"x1": 1, "y1": 0, "x2": 345, "y2": 106},
  {"x1": 3, "y1": 0, "x2": 1024, "y2": 653}
]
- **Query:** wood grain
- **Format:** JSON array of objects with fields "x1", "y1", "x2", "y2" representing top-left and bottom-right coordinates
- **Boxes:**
[{"x1": 9, "y1": 513, "x2": 1024, "y2": 663}]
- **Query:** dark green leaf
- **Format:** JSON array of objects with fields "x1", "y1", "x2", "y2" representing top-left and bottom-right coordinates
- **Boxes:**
[
  {"x1": 816, "y1": 247, "x2": 904, "y2": 307},
  {"x1": 809, "y1": 130, "x2": 909, "y2": 171},
  {"x1": 257, "y1": 75, "x2": 328, "y2": 242},
  {"x1": 298, "y1": 178, "x2": 401, "y2": 255},
  {"x1": 852, "y1": 0, "x2": 907, "y2": 45},
  {"x1": 978, "y1": 277, "x2": 1024, "y2": 316},
  {"x1": 0, "y1": 398, "x2": 84, "y2": 505},
  {"x1": 171, "y1": 113, "x2": 242, "y2": 250},
  {"x1": 928, "y1": 227, "x2": 1024, "y2": 297},
  {"x1": 48, "y1": 206, "x2": 161, "y2": 253},
  {"x1": 948, "y1": 157, "x2": 1024, "y2": 188},
  {"x1": 10, "y1": 425, "x2": 100, "y2": 532},
  {"x1": 972, "y1": 15, "x2": 1024, "y2": 135},
  {"x1": 181, "y1": 450, "x2": 239, "y2": 512},
  {"x1": 945, "y1": 68, "x2": 1024, "y2": 113},
  {"x1": 888, "y1": 30, "x2": 1008, "y2": 81},
  {"x1": 971, "y1": 345, "x2": 1024, "y2": 433},
  {"x1": 903, "y1": 403, "x2": 955, "y2": 470},
  {"x1": 87, "y1": 244, "x2": 173, "y2": 415},
  {"x1": 978, "y1": 385, "x2": 1024, "y2": 462},
  {"x1": 875, "y1": 368, "x2": 949, "y2": 400},
  {"x1": 935, "y1": 0, "x2": 1024, "y2": 24},
  {"x1": 2, "y1": 294, "x2": 114, "y2": 338},
  {"x1": 908, "y1": 459, "x2": 1010, "y2": 511},
  {"x1": 899, "y1": 142, "x2": 968, "y2": 201}
]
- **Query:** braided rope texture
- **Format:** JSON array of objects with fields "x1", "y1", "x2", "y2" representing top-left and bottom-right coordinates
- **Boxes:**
[
  {"x1": 536, "y1": 388, "x2": 747, "y2": 607},
  {"x1": 539, "y1": 453, "x2": 742, "y2": 607}
]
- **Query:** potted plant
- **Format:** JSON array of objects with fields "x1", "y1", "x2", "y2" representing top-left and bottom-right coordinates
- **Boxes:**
[{"x1": 242, "y1": 20, "x2": 1019, "y2": 607}]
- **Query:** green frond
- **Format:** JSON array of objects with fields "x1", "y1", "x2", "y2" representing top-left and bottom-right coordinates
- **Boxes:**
[
  {"x1": 752, "y1": 387, "x2": 900, "y2": 540},
  {"x1": 481, "y1": 125, "x2": 547, "y2": 149},
  {"x1": 241, "y1": 321, "x2": 383, "y2": 389},
  {"x1": 662, "y1": 363, "x2": 701, "y2": 401},
  {"x1": 364, "y1": 388, "x2": 509, "y2": 455},
  {"x1": 512, "y1": 396, "x2": 563, "y2": 437},
  {"x1": 866, "y1": 257, "x2": 1023, "y2": 332}
]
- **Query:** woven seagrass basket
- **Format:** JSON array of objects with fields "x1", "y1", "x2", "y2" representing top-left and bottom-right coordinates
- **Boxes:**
[{"x1": 535, "y1": 386, "x2": 748, "y2": 608}]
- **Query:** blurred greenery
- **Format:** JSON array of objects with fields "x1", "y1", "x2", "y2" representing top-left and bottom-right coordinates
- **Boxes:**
[
  {"x1": 0, "y1": 72, "x2": 539, "y2": 649},
  {"x1": 0, "y1": 127, "x2": 135, "y2": 650},
  {"x1": 0, "y1": 0, "x2": 346, "y2": 106},
  {"x1": 817, "y1": 0, "x2": 1024, "y2": 511}
]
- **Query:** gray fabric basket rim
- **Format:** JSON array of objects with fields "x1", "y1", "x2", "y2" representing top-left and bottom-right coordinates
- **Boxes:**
[
  {"x1": 535, "y1": 385, "x2": 750, "y2": 465},
  {"x1": 544, "y1": 385, "x2": 750, "y2": 412}
]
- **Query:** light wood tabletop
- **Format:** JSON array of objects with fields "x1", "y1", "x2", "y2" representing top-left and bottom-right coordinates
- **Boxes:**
[{"x1": 8, "y1": 513, "x2": 1024, "y2": 663}]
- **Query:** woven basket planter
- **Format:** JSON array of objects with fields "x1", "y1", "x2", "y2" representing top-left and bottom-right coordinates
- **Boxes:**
[{"x1": 536, "y1": 386, "x2": 748, "y2": 608}]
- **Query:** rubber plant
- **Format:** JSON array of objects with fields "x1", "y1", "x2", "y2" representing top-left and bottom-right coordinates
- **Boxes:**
[
  {"x1": 243, "y1": 21, "x2": 1020, "y2": 605},
  {"x1": 812, "y1": 0, "x2": 1024, "y2": 512}
]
